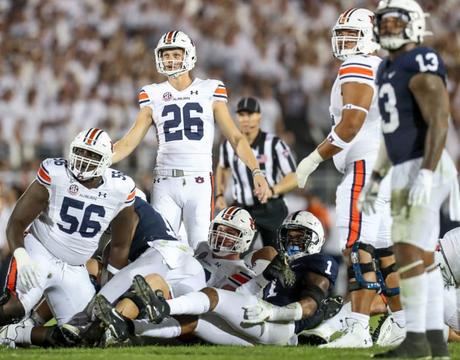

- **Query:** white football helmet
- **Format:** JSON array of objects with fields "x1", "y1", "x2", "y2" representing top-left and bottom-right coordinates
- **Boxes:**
[
  {"x1": 375, "y1": 0, "x2": 431, "y2": 50},
  {"x1": 69, "y1": 128, "x2": 113, "y2": 181},
  {"x1": 208, "y1": 207, "x2": 256, "y2": 256},
  {"x1": 332, "y1": 8, "x2": 380, "y2": 61},
  {"x1": 278, "y1": 211, "x2": 325, "y2": 260},
  {"x1": 154, "y1": 30, "x2": 197, "y2": 77}
]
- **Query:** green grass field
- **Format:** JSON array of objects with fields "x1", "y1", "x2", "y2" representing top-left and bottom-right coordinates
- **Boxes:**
[{"x1": 0, "y1": 344, "x2": 459, "y2": 360}]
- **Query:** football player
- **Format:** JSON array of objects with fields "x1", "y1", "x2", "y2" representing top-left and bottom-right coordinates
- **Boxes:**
[
  {"x1": 296, "y1": 8, "x2": 403, "y2": 348},
  {"x1": 0, "y1": 128, "x2": 136, "y2": 330},
  {"x1": 111, "y1": 30, "x2": 269, "y2": 250},
  {"x1": 91, "y1": 211, "x2": 341, "y2": 347},
  {"x1": 359, "y1": 0, "x2": 460, "y2": 358}
]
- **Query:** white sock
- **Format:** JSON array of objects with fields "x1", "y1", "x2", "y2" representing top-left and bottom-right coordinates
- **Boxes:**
[
  {"x1": 133, "y1": 317, "x2": 182, "y2": 338},
  {"x1": 425, "y1": 267, "x2": 444, "y2": 330},
  {"x1": 194, "y1": 317, "x2": 253, "y2": 346},
  {"x1": 350, "y1": 311, "x2": 370, "y2": 329},
  {"x1": 399, "y1": 272, "x2": 427, "y2": 333},
  {"x1": 391, "y1": 310, "x2": 406, "y2": 328},
  {"x1": 167, "y1": 291, "x2": 210, "y2": 315}
]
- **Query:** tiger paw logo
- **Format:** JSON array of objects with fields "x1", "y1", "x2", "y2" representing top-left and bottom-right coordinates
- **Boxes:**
[
  {"x1": 195, "y1": 176, "x2": 204, "y2": 184},
  {"x1": 68, "y1": 184, "x2": 79, "y2": 195}
]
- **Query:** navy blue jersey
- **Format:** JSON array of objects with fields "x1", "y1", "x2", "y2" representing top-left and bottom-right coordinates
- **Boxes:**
[
  {"x1": 262, "y1": 253, "x2": 338, "y2": 333},
  {"x1": 376, "y1": 47, "x2": 447, "y2": 165},
  {"x1": 128, "y1": 197, "x2": 177, "y2": 261}
]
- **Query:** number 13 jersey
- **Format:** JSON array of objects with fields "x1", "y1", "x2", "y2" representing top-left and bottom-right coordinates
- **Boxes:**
[
  {"x1": 31, "y1": 158, "x2": 136, "y2": 265},
  {"x1": 139, "y1": 78, "x2": 228, "y2": 172}
]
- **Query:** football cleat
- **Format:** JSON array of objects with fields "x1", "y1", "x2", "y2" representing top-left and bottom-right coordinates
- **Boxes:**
[
  {"x1": 319, "y1": 317, "x2": 372, "y2": 348},
  {"x1": 427, "y1": 329, "x2": 450, "y2": 360},
  {"x1": 132, "y1": 274, "x2": 170, "y2": 323},
  {"x1": 373, "y1": 314, "x2": 405, "y2": 347},
  {"x1": 93, "y1": 294, "x2": 131, "y2": 346},
  {"x1": 373, "y1": 332, "x2": 431, "y2": 359}
]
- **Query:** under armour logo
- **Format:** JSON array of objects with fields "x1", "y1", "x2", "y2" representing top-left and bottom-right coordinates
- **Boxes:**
[
  {"x1": 190, "y1": 90, "x2": 198, "y2": 95},
  {"x1": 98, "y1": 192, "x2": 107, "y2": 198}
]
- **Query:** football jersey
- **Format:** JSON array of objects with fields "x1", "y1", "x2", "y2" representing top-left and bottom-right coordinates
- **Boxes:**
[
  {"x1": 262, "y1": 253, "x2": 338, "y2": 334},
  {"x1": 128, "y1": 196, "x2": 178, "y2": 261},
  {"x1": 139, "y1": 78, "x2": 228, "y2": 172},
  {"x1": 376, "y1": 47, "x2": 447, "y2": 165},
  {"x1": 330, "y1": 55, "x2": 382, "y2": 173},
  {"x1": 32, "y1": 158, "x2": 136, "y2": 266},
  {"x1": 194, "y1": 242, "x2": 258, "y2": 291}
]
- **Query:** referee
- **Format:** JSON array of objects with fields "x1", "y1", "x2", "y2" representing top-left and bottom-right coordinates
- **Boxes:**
[{"x1": 215, "y1": 97, "x2": 297, "y2": 248}]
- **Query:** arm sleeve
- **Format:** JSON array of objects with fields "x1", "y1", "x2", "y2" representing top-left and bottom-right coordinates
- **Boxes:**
[
  {"x1": 273, "y1": 138, "x2": 296, "y2": 176},
  {"x1": 212, "y1": 81, "x2": 228, "y2": 103}
]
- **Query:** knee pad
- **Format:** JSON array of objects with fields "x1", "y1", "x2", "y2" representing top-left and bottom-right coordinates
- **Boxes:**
[
  {"x1": 348, "y1": 242, "x2": 380, "y2": 292},
  {"x1": 375, "y1": 246, "x2": 394, "y2": 259}
]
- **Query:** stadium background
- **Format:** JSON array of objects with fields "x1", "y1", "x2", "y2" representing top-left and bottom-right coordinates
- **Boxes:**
[{"x1": 0, "y1": 0, "x2": 459, "y2": 294}]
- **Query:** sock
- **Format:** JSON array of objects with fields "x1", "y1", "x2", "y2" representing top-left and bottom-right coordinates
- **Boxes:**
[
  {"x1": 133, "y1": 317, "x2": 182, "y2": 338},
  {"x1": 350, "y1": 311, "x2": 370, "y2": 329},
  {"x1": 425, "y1": 267, "x2": 444, "y2": 330},
  {"x1": 194, "y1": 317, "x2": 253, "y2": 346},
  {"x1": 391, "y1": 310, "x2": 406, "y2": 328},
  {"x1": 167, "y1": 291, "x2": 210, "y2": 315},
  {"x1": 399, "y1": 272, "x2": 427, "y2": 333}
]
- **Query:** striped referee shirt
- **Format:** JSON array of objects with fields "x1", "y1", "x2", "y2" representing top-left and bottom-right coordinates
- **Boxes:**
[{"x1": 219, "y1": 131, "x2": 296, "y2": 207}]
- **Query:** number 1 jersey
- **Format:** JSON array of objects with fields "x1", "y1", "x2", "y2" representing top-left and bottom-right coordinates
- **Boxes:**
[
  {"x1": 32, "y1": 158, "x2": 136, "y2": 265},
  {"x1": 139, "y1": 78, "x2": 228, "y2": 172}
]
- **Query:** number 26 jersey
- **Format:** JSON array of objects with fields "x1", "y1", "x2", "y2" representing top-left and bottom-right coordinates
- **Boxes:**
[
  {"x1": 139, "y1": 78, "x2": 228, "y2": 172},
  {"x1": 31, "y1": 158, "x2": 135, "y2": 266}
]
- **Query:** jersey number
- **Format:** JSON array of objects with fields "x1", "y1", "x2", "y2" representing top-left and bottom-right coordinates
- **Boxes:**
[
  {"x1": 325, "y1": 260, "x2": 333, "y2": 275},
  {"x1": 163, "y1": 103, "x2": 204, "y2": 142},
  {"x1": 379, "y1": 83, "x2": 399, "y2": 134},
  {"x1": 58, "y1": 197, "x2": 105, "y2": 238},
  {"x1": 415, "y1": 53, "x2": 439, "y2": 72}
]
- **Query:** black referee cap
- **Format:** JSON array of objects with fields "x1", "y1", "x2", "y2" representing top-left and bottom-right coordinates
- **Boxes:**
[{"x1": 236, "y1": 97, "x2": 261, "y2": 113}]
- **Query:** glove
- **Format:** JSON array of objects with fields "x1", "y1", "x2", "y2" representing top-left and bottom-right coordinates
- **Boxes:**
[
  {"x1": 296, "y1": 150, "x2": 324, "y2": 188},
  {"x1": 14, "y1": 247, "x2": 41, "y2": 292},
  {"x1": 242, "y1": 299, "x2": 273, "y2": 325},
  {"x1": 408, "y1": 169, "x2": 433, "y2": 206},
  {"x1": 263, "y1": 252, "x2": 296, "y2": 288},
  {"x1": 243, "y1": 300, "x2": 303, "y2": 325},
  {"x1": 357, "y1": 175, "x2": 381, "y2": 215}
]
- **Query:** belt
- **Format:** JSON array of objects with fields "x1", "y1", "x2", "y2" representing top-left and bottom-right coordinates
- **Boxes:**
[{"x1": 153, "y1": 169, "x2": 205, "y2": 177}]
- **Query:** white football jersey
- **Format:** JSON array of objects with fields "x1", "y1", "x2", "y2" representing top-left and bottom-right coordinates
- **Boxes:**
[
  {"x1": 139, "y1": 78, "x2": 228, "y2": 172},
  {"x1": 31, "y1": 158, "x2": 136, "y2": 265},
  {"x1": 329, "y1": 55, "x2": 382, "y2": 173},
  {"x1": 194, "y1": 242, "x2": 258, "y2": 291}
]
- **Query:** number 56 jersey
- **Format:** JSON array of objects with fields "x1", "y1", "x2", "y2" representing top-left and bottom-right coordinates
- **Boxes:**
[
  {"x1": 31, "y1": 158, "x2": 136, "y2": 266},
  {"x1": 139, "y1": 78, "x2": 228, "y2": 172}
]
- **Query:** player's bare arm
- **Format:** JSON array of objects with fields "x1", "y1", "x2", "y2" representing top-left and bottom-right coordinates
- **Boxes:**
[
  {"x1": 214, "y1": 101, "x2": 269, "y2": 203},
  {"x1": 317, "y1": 82, "x2": 374, "y2": 160},
  {"x1": 271, "y1": 172, "x2": 297, "y2": 198},
  {"x1": 297, "y1": 272, "x2": 330, "y2": 318},
  {"x1": 409, "y1": 73, "x2": 449, "y2": 171},
  {"x1": 106, "y1": 204, "x2": 136, "y2": 273},
  {"x1": 6, "y1": 181, "x2": 49, "y2": 251},
  {"x1": 112, "y1": 107, "x2": 153, "y2": 163},
  {"x1": 215, "y1": 165, "x2": 231, "y2": 210}
]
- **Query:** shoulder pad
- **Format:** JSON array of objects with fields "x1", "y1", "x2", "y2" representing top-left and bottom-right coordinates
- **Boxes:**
[{"x1": 36, "y1": 158, "x2": 68, "y2": 187}]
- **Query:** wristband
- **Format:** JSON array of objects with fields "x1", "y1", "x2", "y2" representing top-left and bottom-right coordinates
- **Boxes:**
[
  {"x1": 107, "y1": 264, "x2": 120, "y2": 275},
  {"x1": 327, "y1": 127, "x2": 350, "y2": 150},
  {"x1": 252, "y1": 169, "x2": 263, "y2": 177}
]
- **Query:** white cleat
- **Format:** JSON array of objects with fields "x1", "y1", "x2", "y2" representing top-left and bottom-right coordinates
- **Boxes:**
[
  {"x1": 0, "y1": 317, "x2": 35, "y2": 348},
  {"x1": 319, "y1": 317, "x2": 372, "y2": 348},
  {"x1": 375, "y1": 315, "x2": 406, "y2": 347}
]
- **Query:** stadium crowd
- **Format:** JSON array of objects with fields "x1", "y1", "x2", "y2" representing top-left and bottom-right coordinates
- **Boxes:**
[{"x1": 0, "y1": 0, "x2": 459, "y2": 261}]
